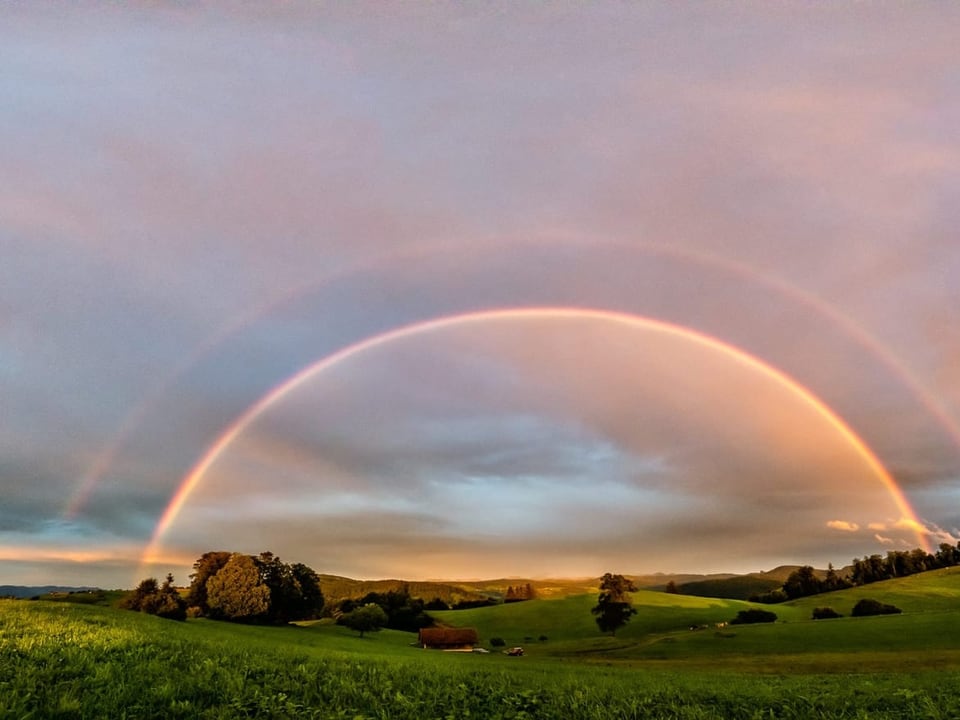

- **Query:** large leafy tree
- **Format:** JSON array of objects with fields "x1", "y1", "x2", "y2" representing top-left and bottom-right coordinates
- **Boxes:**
[
  {"x1": 783, "y1": 565, "x2": 822, "y2": 599},
  {"x1": 185, "y1": 550, "x2": 324, "y2": 623},
  {"x1": 255, "y1": 551, "x2": 301, "y2": 623},
  {"x1": 206, "y1": 553, "x2": 270, "y2": 621},
  {"x1": 290, "y1": 562, "x2": 325, "y2": 620},
  {"x1": 186, "y1": 551, "x2": 233, "y2": 613},
  {"x1": 591, "y1": 573, "x2": 637, "y2": 636}
]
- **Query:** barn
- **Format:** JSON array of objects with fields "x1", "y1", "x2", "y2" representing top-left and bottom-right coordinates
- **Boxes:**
[{"x1": 417, "y1": 627, "x2": 479, "y2": 650}]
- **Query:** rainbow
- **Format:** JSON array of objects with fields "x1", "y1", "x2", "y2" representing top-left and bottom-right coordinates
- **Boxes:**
[
  {"x1": 75, "y1": 238, "x2": 960, "y2": 523},
  {"x1": 140, "y1": 306, "x2": 930, "y2": 568}
]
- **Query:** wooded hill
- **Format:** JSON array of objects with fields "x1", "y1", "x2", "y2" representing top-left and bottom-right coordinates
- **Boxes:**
[
  {"x1": 319, "y1": 572, "x2": 763, "y2": 605},
  {"x1": 668, "y1": 566, "x2": 837, "y2": 600}
]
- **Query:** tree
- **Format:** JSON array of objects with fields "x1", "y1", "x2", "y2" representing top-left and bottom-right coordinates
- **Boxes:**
[
  {"x1": 186, "y1": 551, "x2": 232, "y2": 613},
  {"x1": 206, "y1": 553, "x2": 270, "y2": 621},
  {"x1": 783, "y1": 566, "x2": 822, "y2": 599},
  {"x1": 342, "y1": 603, "x2": 388, "y2": 638},
  {"x1": 823, "y1": 563, "x2": 850, "y2": 592},
  {"x1": 664, "y1": 580, "x2": 679, "y2": 594},
  {"x1": 289, "y1": 562, "x2": 325, "y2": 620},
  {"x1": 936, "y1": 542, "x2": 960, "y2": 567},
  {"x1": 186, "y1": 550, "x2": 324, "y2": 623},
  {"x1": 154, "y1": 573, "x2": 188, "y2": 621},
  {"x1": 591, "y1": 573, "x2": 637, "y2": 636},
  {"x1": 121, "y1": 577, "x2": 159, "y2": 612},
  {"x1": 256, "y1": 551, "x2": 303, "y2": 623}
]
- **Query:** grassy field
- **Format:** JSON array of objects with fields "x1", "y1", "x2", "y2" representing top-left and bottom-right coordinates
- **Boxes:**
[{"x1": 2, "y1": 568, "x2": 960, "y2": 718}]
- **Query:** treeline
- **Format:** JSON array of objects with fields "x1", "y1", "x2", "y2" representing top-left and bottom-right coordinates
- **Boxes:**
[
  {"x1": 319, "y1": 577, "x2": 491, "y2": 608},
  {"x1": 751, "y1": 542, "x2": 960, "y2": 603},
  {"x1": 124, "y1": 551, "x2": 324, "y2": 624},
  {"x1": 335, "y1": 586, "x2": 433, "y2": 632},
  {"x1": 332, "y1": 582, "x2": 516, "y2": 632},
  {"x1": 849, "y1": 544, "x2": 959, "y2": 584},
  {"x1": 187, "y1": 551, "x2": 323, "y2": 623}
]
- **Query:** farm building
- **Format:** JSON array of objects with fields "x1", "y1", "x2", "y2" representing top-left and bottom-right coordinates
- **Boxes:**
[{"x1": 418, "y1": 627, "x2": 479, "y2": 650}]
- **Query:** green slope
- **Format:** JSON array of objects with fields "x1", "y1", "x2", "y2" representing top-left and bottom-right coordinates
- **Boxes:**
[
  {"x1": 5, "y1": 588, "x2": 960, "y2": 718},
  {"x1": 429, "y1": 589, "x2": 776, "y2": 645},
  {"x1": 784, "y1": 565, "x2": 960, "y2": 616},
  {"x1": 428, "y1": 568, "x2": 960, "y2": 669},
  {"x1": 677, "y1": 575, "x2": 782, "y2": 600}
]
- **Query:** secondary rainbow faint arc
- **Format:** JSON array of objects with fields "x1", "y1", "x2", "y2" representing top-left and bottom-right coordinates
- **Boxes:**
[
  {"x1": 141, "y1": 306, "x2": 929, "y2": 565},
  {"x1": 73, "y1": 238, "x2": 960, "y2": 522}
]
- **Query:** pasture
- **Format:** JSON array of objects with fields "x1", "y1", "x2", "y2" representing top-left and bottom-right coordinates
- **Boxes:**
[{"x1": 2, "y1": 568, "x2": 960, "y2": 718}]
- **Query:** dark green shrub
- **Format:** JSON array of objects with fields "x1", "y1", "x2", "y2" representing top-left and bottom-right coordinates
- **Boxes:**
[
  {"x1": 851, "y1": 598, "x2": 901, "y2": 617},
  {"x1": 489, "y1": 637, "x2": 505, "y2": 647},
  {"x1": 812, "y1": 607, "x2": 842, "y2": 619},
  {"x1": 730, "y1": 608, "x2": 777, "y2": 625}
]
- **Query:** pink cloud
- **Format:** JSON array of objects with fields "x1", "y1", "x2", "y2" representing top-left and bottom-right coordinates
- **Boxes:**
[{"x1": 827, "y1": 520, "x2": 860, "y2": 532}]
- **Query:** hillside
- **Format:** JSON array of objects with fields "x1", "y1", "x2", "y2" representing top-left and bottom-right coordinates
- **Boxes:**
[
  {"x1": 784, "y1": 565, "x2": 960, "y2": 616},
  {"x1": 430, "y1": 567, "x2": 960, "y2": 670},
  {"x1": 4, "y1": 568, "x2": 960, "y2": 716},
  {"x1": 0, "y1": 585, "x2": 100, "y2": 599},
  {"x1": 317, "y1": 575, "x2": 494, "y2": 606},
  {"x1": 6, "y1": 598, "x2": 960, "y2": 717},
  {"x1": 674, "y1": 565, "x2": 847, "y2": 600},
  {"x1": 677, "y1": 574, "x2": 783, "y2": 600},
  {"x1": 320, "y1": 572, "x2": 752, "y2": 604},
  {"x1": 429, "y1": 589, "x2": 760, "y2": 646}
]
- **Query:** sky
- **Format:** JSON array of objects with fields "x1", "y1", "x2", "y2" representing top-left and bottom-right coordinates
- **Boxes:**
[{"x1": 2, "y1": 3, "x2": 959, "y2": 588}]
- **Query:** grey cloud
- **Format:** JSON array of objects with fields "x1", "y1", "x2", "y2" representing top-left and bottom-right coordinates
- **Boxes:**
[{"x1": 2, "y1": 4, "x2": 958, "y2": 585}]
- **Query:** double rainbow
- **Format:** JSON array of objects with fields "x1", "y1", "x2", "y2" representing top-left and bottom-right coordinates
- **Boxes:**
[{"x1": 139, "y1": 306, "x2": 929, "y2": 570}]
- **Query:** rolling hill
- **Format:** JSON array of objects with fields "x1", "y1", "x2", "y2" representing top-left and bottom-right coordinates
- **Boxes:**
[
  {"x1": 428, "y1": 566, "x2": 960, "y2": 670},
  {"x1": 4, "y1": 566, "x2": 960, "y2": 717}
]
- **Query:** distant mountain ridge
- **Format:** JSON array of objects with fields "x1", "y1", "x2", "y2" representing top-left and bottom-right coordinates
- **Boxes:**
[
  {"x1": 318, "y1": 568, "x2": 810, "y2": 604},
  {"x1": 672, "y1": 566, "x2": 846, "y2": 601},
  {"x1": 4, "y1": 565, "x2": 833, "y2": 601},
  {"x1": 0, "y1": 585, "x2": 100, "y2": 599}
]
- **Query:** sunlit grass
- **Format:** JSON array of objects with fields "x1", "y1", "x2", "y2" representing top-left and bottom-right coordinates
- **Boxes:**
[{"x1": 3, "y1": 570, "x2": 960, "y2": 719}]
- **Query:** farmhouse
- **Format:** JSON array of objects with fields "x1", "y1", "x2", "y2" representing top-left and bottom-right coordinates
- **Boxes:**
[{"x1": 418, "y1": 627, "x2": 479, "y2": 651}]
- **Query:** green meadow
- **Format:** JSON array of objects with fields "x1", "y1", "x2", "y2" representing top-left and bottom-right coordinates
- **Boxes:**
[{"x1": 3, "y1": 568, "x2": 960, "y2": 718}]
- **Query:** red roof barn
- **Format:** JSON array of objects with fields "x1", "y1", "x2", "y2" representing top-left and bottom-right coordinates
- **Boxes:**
[{"x1": 417, "y1": 627, "x2": 479, "y2": 650}]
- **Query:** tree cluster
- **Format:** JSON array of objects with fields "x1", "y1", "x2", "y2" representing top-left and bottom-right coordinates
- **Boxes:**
[
  {"x1": 751, "y1": 564, "x2": 851, "y2": 603},
  {"x1": 751, "y1": 542, "x2": 960, "y2": 604},
  {"x1": 504, "y1": 583, "x2": 536, "y2": 603},
  {"x1": 849, "y1": 545, "x2": 959, "y2": 585},
  {"x1": 120, "y1": 574, "x2": 187, "y2": 621},
  {"x1": 448, "y1": 597, "x2": 497, "y2": 610},
  {"x1": 851, "y1": 598, "x2": 902, "y2": 617},
  {"x1": 784, "y1": 564, "x2": 851, "y2": 599},
  {"x1": 185, "y1": 551, "x2": 324, "y2": 624},
  {"x1": 336, "y1": 585, "x2": 432, "y2": 632}
]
